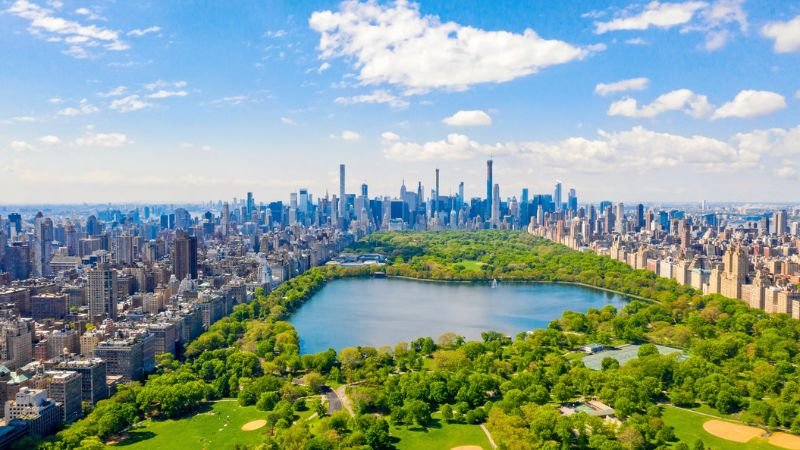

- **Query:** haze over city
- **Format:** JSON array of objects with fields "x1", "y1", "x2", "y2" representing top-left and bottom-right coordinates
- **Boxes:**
[{"x1": 2, "y1": 0, "x2": 800, "y2": 203}]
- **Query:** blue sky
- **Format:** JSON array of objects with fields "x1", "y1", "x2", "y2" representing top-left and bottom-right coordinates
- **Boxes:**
[{"x1": 1, "y1": 0, "x2": 800, "y2": 204}]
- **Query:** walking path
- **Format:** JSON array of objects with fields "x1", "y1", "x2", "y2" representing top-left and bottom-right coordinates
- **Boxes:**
[{"x1": 480, "y1": 424, "x2": 497, "y2": 449}]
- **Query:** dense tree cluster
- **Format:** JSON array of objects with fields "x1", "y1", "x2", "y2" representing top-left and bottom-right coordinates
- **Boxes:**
[{"x1": 45, "y1": 231, "x2": 800, "y2": 449}]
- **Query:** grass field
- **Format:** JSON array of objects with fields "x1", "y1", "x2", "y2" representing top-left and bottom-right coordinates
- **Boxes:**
[
  {"x1": 453, "y1": 261, "x2": 486, "y2": 271},
  {"x1": 112, "y1": 400, "x2": 268, "y2": 450},
  {"x1": 391, "y1": 415, "x2": 490, "y2": 450},
  {"x1": 662, "y1": 405, "x2": 781, "y2": 450}
]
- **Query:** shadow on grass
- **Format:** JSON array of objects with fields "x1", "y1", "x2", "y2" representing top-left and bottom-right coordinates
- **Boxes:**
[
  {"x1": 114, "y1": 430, "x2": 156, "y2": 447},
  {"x1": 403, "y1": 417, "x2": 444, "y2": 433}
]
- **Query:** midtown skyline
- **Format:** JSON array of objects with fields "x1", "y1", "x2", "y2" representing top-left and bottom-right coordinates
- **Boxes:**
[{"x1": 3, "y1": 0, "x2": 800, "y2": 203}]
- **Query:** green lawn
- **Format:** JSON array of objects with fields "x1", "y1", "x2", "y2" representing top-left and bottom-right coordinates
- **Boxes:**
[
  {"x1": 111, "y1": 400, "x2": 268, "y2": 450},
  {"x1": 453, "y1": 261, "x2": 485, "y2": 271},
  {"x1": 391, "y1": 415, "x2": 491, "y2": 450},
  {"x1": 662, "y1": 405, "x2": 781, "y2": 450}
]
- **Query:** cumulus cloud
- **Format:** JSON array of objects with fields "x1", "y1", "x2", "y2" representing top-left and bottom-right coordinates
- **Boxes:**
[
  {"x1": 74, "y1": 131, "x2": 131, "y2": 148},
  {"x1": 442, "y1": 110, "x2": 493, "y2": 127},
  {"x1": 380, "y1": 132, "x2": 400, "y2": 143},
  {"x1": 595, "y1": 77, "x2": 650, "y2": 96},
  {"x1": 711, "y1": 90, "x2": 786, "y2": 119},
  {"x1": 383, "y1": 133, "x2": 504, "y2": 161},
  {"x1": 57, "y1": 99, "x2": 99, "y2": 116},
  {"x1": 6, "y1": 0, "x2": 128, "y2": 57},
  {"x1": 761, "y1": 15, "x2": 800, "y2": 53},
  {"x1": 595, "y1": 1, "x2": 706, "y2": 33},
  {"x1": 110, "y1": 95, "x2": 152, "y2": 112},
  {"x1": 608, "y1": 89, "x2": 712, "y2": 118},
  {"x1": 38, "y1": 135, "x2": 60, "y2": 145},
  {"x1": 9, "y1": 141, "x2": 34, "y2": 152},
  {"x1": 310, "y1": 0, "x2": 590, "y2": 94},
  {"x1": 329, "y1": 130, "x2": 361, "y2": 142},
  {"x1": 334, "y1": 90, "x2": 409, "y2": 109},
  {"x1": 381, "y1": 125, "x2": 800, "y2": 174},
  {"x1": 608, "y1": 89, "x2": 786, "y2": 120}
]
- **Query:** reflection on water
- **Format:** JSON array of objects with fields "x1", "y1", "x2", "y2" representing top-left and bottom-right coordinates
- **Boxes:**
[{"x1": 289, "y1": 278, "x2": 630, "y2": 354}]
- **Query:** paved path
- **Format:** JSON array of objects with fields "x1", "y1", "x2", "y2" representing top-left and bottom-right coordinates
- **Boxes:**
[
  {"x1": 323, "y1": 387, "x2": 342, "y2": 414},
  {"x1": 335, "y1": 384, "x2": 355, "y2": 416},
  {"x1": 481, "y1": 424, "x2": 497, "y2": 449}
]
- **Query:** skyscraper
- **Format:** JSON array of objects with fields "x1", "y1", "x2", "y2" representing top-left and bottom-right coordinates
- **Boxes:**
[
  {"x1": 433, "y1": 168, "x2": 440, "y2": 216},
  {"x1": 88, "y1": 263, "x2": 117, "y2": 321},
  {"x1": 491, "y1": 183, "x2": 501, "y2": 225},
  {"x1": 486, "y1": 160, "x2": 493, "y2": 219},
  {"x1": 554, "y1": 181, "x2": 562, "y2": 212},
  {"x1": 246, "y1": 192, "x2": 254, "y2": 218},
  {"x1": 339, "y1": 164, "x2": 346, "y2": 221},
  {"x1": 174, "y1": 230, "x2": 197, "y2": 280},
  {"x1": 775, "y1": 210, "x2": 788, "y2": 235}
]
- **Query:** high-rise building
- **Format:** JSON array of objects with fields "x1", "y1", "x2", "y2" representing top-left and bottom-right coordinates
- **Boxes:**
[
  {"x1": 115, "y1": 233, "x2": 134, "y2": 265},
  {"x1": 0, "y1": 317, "x2": 34, "y2": 370},
  {"x1": 4, "y1": 388, "x2": 62, "y2": 436},
  {"x1": 339, "y1": 164, "x2": 346, "y2": 221},
  {"x1": 246, "y1": 192, "x2": 254, "y2": 218},
  {"x1": 221, "y1": 202, "x2": 230, "y2": 236},
  {"x1": 491, "y1": 184, "x2": 501, "y2": 225},
  {"x1": 87, "y1": 263, "x2": 117, "y2": 321},
  {"x1": 567, "y1": 188, "x2": 577, "y2": 213},
  {"x1": 486, "y1": 160, "x2": 493, "y2": 219},
  {"x1": 433, "y1": 168, "x2": 440, "y2": 216},
  {"x1": 44, "y1": 371, "x2": 82, "y2": 423},
  {"x1": 174, "y1": 230, "x2": 198, "y2": 280},
  {"x1": 554, "y1": 182, "x2": 562, "y2": 212},
  {"x1": 775, "y1": 210, "x2": 788, "y2": 235}
]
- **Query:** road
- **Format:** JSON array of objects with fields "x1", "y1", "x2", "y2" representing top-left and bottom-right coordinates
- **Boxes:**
[{"x1": 322, "y1": 386, "x2": 342, "y2": 414}]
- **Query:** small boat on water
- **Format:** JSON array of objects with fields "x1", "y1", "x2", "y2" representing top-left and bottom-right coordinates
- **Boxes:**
[{"x1": 491, "y1": 279, "x2": 498, "y2": 288}]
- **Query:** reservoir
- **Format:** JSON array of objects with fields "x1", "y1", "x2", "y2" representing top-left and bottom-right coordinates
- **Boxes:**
[{"x1": 290, "y1": 277, "x2": 630, "y2": 354}]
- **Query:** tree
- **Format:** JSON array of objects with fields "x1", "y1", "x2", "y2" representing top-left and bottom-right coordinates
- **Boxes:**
[
  {"x1": 441, "y1": 404, "x2": 454, "y2": 423},
  {"x1": 601, "y1": 357, "x2": 620, "y2": 371},
  {"x1": 637, "y1": 343, "x2": 659, "y2": 358},
  {"x1": 304, "y1": 372, "x2": 325, "y2": 394},
  {"x1": 404, "y1": 399, "x2": 431, "y2": 427}
]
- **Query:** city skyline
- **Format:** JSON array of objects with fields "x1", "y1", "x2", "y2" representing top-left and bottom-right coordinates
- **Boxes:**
[{"x1": 3, "y1": 0, "x2": 800, "y2": 203}]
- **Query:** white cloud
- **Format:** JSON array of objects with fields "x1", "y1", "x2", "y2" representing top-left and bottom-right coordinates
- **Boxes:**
[
  {"x1": 384, "y1": 133, "x2": 504, "y2": 161},
  {"x1": 595, "y1": 77, "x2": 650, "y2": 96},
  {"x1": 595, "y1": 1, "x2": 706, "y2": 33},
  {"x1": 624, "y1": 37, "x2": 648, "y2": 45},
  {"x1": 145, "y1": 80, "x2": 187, "y2": 91},
  {"x1": 47, "y1": 97, "x2": 62, "y2": 104},
  {"x1": 74, "y1": 7, "x2": 102, "y2": 21},
  {"x1": 595, "y1": 1, "x2": 747, "y2": 50},
  {"x1": 209, "y1": 95, "x2": 250, "y2": 106},
  {"x1": 38, "y1": 135, "x2": 60, "y2": 145},
  {"x1": 442, "y1": 110, "x2": 493, "y2": 127},
  {"x1": 9, "y1": 140, "x2": 33, "y2": 152},
  {"x1": 127, "y1": 26, "x2": 161, "y2": 37},
  {"x1": 774, "y1": 166, "x2": 797, "y2": 179},
  {"x1": 381, "y1": 131, "x2": 400, "y2": 142},
  {"x1": 380, "y1": 125, "x2": 794, "y2": 174},
  {"x1": 146, "y1": 90, "x2": 188, "y2": 99},
  {"x1": 329, "y1": 130, "x2": 362, "y2": 142},
  {"x1": 74, "y1": 131, "x2": 131, "y2": 148},
  {"x1": 712, "y1": 90, "x2": 786, "y2": 119},
  {"x1": 334, "y1": 90, "x2": 409, "y2": 109},
  {"x1": 57, "y1": 98, "x2": 99, "y2": 116},
  {"x1": 110, "y1": 95, "x2": 152, "y2": 112},
  {"x1": 608, "y1": 89, "x2": 712, "y2": 118},
  {"x1": 97, "y1": 86, "x2": 127, "y2": 97},
  {"x1": 280, "y1": 117, "x2": 297, "y2": 126},
  {"x1": 6, "y1": 0, "x2": 128, "y2": 57},
  {"x1": 761, "y1": 15, "x2": 800, "y2": 53},
  {"x1": 310, "y1": 0, "x2": 590, "y2": 94},
  {"x1": 265, "y1": 29, "x2": 287, "y2": 38},
  {"x1": 317, "y1": 62, "x2": 331, "y2": 73}
]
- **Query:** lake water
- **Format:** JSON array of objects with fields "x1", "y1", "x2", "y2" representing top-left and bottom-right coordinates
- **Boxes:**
[{"x1": 289, "y1": 277, "x2": 630, "y2": 354}]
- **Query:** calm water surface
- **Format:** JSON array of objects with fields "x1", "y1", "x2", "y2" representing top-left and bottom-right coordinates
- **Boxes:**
[{"x1": 290, "y1": 277, "x2": 629, "y2": 354}]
